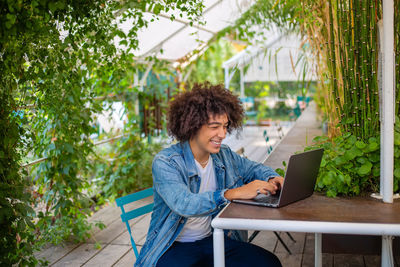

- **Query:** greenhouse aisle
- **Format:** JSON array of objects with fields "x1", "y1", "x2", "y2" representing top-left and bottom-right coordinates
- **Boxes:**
[{"x1": 35, "y1": 103, "x2": 388, "y2": 267}]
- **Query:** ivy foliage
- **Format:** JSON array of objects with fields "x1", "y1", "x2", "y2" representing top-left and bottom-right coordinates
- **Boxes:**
[
  {"x1": 0, "y1": 92, "x2": 39, "y2": 266},
  {"x1": 1, "y1": 0, "x2": 203, "y2": 265}
]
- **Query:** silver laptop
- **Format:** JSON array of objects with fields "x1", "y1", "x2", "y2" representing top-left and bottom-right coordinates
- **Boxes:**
[{"x1": 232, "y1": 148, "x2": 324, "y2": 208}]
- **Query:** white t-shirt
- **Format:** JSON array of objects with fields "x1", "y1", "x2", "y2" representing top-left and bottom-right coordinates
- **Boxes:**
[{"x1": 175, "y1": 156, "x2": 217, "y2": 242}]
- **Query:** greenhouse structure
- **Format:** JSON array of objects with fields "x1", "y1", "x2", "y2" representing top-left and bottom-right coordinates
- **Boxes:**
[{"x1": 1, "y1": 0, "x2": 400, "y2": 266}]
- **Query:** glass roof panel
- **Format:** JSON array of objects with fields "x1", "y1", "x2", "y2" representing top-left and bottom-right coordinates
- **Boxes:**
[
  {"x1": 156, "y1": 27, "x2": 214, "y2": 61},
  {"x1": 117, "y1": 0, "x2": 254, "y2": 62},
  {"x1": 133, "y1": 13, "x2": 184, "y2": 57},
  {"x1": 202, "y1": 0, "x2": 250, "y2": 32}
]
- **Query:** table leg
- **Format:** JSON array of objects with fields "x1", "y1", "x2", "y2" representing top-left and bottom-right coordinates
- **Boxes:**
[
  {"x1": 315, "y1": 233, "x2": 322, "y2": 267},
  {"x1": 213, "y1": 228, "x2": 225, "y2": 267},
  {"x1": 382, "y1": 235, "x2": 394, "y2": 267}
]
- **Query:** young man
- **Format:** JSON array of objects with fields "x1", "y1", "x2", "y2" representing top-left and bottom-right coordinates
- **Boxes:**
[{"x1": 135, "y1": 83, "x2": 283, "y2": 267}]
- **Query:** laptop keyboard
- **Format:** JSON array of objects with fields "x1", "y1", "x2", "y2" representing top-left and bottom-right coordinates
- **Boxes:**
[{"x1": 255, "y1": 193, "x2": 280, "y2": 204}]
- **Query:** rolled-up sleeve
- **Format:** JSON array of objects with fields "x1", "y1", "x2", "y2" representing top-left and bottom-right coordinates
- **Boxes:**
[{"x1": 152, "y1": 156, "x2": 228, "y2": 217}]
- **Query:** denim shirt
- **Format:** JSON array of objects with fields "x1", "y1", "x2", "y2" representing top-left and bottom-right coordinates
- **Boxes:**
[{"x1": 134, "y1": 141, "x2": 278, "y2": 267}]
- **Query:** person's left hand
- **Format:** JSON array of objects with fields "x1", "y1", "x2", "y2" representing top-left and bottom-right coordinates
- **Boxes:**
[{"x1": 268, "y1": 176, "x2": 284, "y2": 192}]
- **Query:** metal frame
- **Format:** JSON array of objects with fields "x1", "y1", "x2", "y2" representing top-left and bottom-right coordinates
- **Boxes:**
[{"x1": 212, "y1": 212, "x2": 400, "y2": 267}]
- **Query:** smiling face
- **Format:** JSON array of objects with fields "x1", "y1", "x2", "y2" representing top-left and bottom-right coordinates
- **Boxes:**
[{"x1": 189, "y1": 113, "x2": 229, "y2": 162}]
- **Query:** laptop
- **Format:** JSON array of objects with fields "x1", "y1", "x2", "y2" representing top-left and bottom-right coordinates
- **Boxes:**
[{"x1": 232, "y1": 148, "x2": 324, "y2": 208}]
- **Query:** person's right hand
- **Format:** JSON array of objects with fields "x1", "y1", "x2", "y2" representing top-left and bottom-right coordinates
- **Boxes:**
[{"x1": 224, "y1": 179, "x2": 279, "y2": 201}]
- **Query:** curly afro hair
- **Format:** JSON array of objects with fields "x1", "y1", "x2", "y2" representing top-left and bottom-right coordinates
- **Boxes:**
[{"x1": 167, "y1": 82, "x2": 245, "y2": 142}]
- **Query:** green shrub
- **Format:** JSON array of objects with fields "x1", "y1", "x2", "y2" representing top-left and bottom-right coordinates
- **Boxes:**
[
  {"x1": 304, "y1": 116, "x2": 400, "y2": 197},
  {"x1": 95, "y1": 134, "x2": 163, "y2": 200}
]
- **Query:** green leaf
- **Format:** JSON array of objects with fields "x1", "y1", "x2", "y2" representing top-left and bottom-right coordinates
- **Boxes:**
[
  {"x1": 334, "y1": 156, "x2": 346, "y2": 165},
  {"x1": 275, "y1": 168, "x2": 285, "y2": 177},
  {"x1": 119, "y1": 40, "x2": 128, "y2": 46},
  {"x1": 356, "y1": 157, "x2": 367, "y2": 164},
  {"x1": 394, "y1": 132, "x2": 400, "y2": 146},
  {"x1": 326, "y1": 189, "x2": 337, "y2": 197},
  {"x1": 320, "y1": 158, "x2": 327, "y2": 167},
  {"x1": 343, "y1": 162, "x2": 353, "y2": 169},
  {"x1": 153, "y1": 3, "x2": 163, "y2": 14},
  {"x1": 344, "y1": 149, "x2": 356, "y2": 161},
  {"x1": 344, "y1": 174, "x2": 351, "y2": 184},
  {"x1": 65, "y1": 144, "x2": 74, "y2": 153},
  {"x1": 355, "y1": 140, "x2": 366, "y2": 149},
  {"x1": 357, "y1": 162, "x2": 372, "y2": 176},
  {"x1": 347, "y1": 135, "x2": 357, "y2": 145},
  {"x1": 322, "y1": 171, "x2": 336, "y2": 185},
  {"x1": 367, "y1": 142, "x2": 379, "y2": 152},
  {"x1": 48, "y1": 2, "x2": 57, "y2": 12},
  {"x1": 395, "y1": 116, "x2": 400, "y2": 132},
  {"x1": 313, "y1": 136, "x2": 328, "y2": 143},
  {"x1": 394, "y1": 168, "x2": 400, "y2": 178},
  {"x1": 55, "y1": 1, "x2": 65, "y2": 10},
  {"x1": 372, "y1": 166, "x2": 380, "y2": 177},
  {"x1": 6, "y1": 13, "x2": 16, "y2": 25}
]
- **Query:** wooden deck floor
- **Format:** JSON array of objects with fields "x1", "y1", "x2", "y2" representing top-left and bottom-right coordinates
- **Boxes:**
[{"x1": 36, "y1": 103, "x2": 398, "y2": 266}]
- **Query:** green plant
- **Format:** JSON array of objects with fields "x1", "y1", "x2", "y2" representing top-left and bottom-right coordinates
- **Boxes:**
[
  {"x1": 305, "y1": 116, "x2": 400, "y2": 197},
  {"x1": 1, "y1": 0, "x2": 204, "y2": 264},
  {"x1": 98, "y1": 134, "x2": 163, "y2": 200},
  {"x1": 256, "y1": 100, "x2": 272, "y2": 122},
  {"x1": 0, "y1": 92, "x2": 41, "y2": 266},
  {"x1": 184, "y1": 38, "x2": 237, "y2": 87},
  {"x1": 275, "y1": 161, "x2": 287, "y2": 177}
]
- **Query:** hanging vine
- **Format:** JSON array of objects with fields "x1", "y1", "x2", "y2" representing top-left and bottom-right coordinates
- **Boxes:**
[{"x1": 0, "y1": 0, "x2": 204, "y2": 264}]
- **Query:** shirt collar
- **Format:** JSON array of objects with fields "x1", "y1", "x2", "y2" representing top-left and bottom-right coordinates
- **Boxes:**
[
  {"x1": 182, "y1": 141, "x2": 198, "y2": 178},
  {"x1": 181, "y1": 141, "x2": 225, "y2": 177}
]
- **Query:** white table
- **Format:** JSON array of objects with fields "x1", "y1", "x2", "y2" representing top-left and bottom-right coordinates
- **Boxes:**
[{"x1": 212, "y1": 194, "x2": 400, "y2": 267}]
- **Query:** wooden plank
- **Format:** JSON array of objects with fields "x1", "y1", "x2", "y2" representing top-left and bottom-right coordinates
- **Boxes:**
[
  {"x1": 301, "y1": 252, "x2": 314, "y2": 267},
  {"x1": 83, "y1": 244, "x2": 131, "y2": 267},
  {"x1": 112, "y1": 213, "x2": 152, "y2": 246},
  {"x1": 87, "y1": 217, "x2": 127, "y2": 244},
  {"x1": 249, "y1": 230, "x2": 278, "y2": 252},
  {"x1": 275, "y1": 252, "x2": 302, "y2": 267},
  {"x1": 88, "y1": 205, "x2": 152, "y2": 245},
  {"x1": 303, "y1": 233, "x2": 315, "y2": 255},
  {"x1": 88, "y1": 196, "x2": 153, "y2": 236},
  {"x1": 274, "y1": 232, "x2": 306, "y2": 254},
  {"x1": 302, "y1": 253, "x2": 334, "y2": 267},
  {"x1": 113, "y1": 246, "x2": 142, "y2": 267},
  {"x1": 35, "y1": 243, "x2": 79, "y2": 265},
  {"x1": 51, "y1": 243, "x2": 100, "y2": 267},
  {"x1": 88, "y1": 204, "x2": 121, "y2": 232},
  {"x1": 363, "y1": 255, "x2": 380, "y2": 267},
  {"x1": 333, "y1": 254, "x2": 365, "y2": 267}
]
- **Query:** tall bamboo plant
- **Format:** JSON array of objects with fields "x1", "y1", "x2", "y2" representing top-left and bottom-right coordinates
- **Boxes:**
[
  {"x1": 220, "y1": 0, "x2": 400, "y2": 195},
  {"x1": 303, "y1": 0, "x2": 382, "y2": 139}
]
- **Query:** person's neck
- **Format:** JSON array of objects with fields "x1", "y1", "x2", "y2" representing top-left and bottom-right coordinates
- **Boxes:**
[{"x1": 189, "y1": 140, "x2": 210, "y2": 165}]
